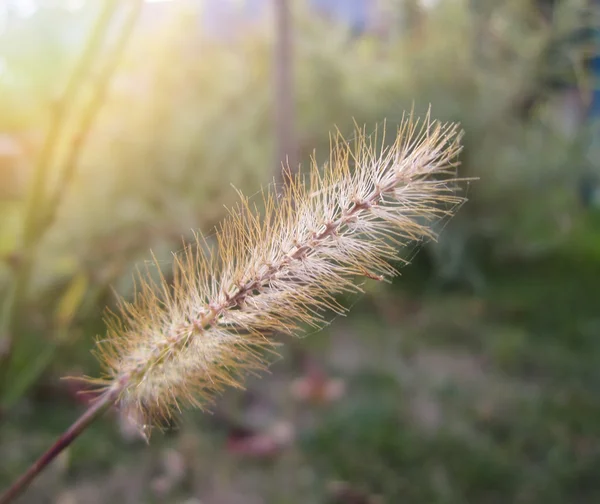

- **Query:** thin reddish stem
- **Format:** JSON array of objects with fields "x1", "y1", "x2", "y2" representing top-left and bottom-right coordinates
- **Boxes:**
[{"x1": 0, "y1": 386, "x2": 122, "y2": 504}]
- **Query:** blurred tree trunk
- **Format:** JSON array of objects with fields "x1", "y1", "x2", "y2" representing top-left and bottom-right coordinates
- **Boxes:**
[{"x1": 273, "y1": 0, "x2": 297, "y2": 187}]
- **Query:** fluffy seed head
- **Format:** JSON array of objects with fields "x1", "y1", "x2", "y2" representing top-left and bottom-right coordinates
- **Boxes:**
[{"x1": 90, "y1": 112, "x2": 465, "y2": 435}]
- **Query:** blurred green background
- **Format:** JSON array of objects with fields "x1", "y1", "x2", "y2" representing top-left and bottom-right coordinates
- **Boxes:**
[{"x1": 1, "y1": 0, "x2": 600, "y2": 503}]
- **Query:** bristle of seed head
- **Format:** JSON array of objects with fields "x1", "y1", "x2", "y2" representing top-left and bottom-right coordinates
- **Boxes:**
[{"x1": 89, "y1": 111, "x2": 466, "y2": 435}]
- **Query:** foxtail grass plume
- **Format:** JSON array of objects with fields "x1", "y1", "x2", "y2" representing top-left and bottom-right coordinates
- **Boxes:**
[{"x1": 90, "y1": 112, "x2": 465, "y2": 437}]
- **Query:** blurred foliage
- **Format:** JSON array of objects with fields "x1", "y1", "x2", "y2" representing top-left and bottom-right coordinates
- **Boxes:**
[{"x1": 1, "y1": 0, "x2": 600, "y2": 502}]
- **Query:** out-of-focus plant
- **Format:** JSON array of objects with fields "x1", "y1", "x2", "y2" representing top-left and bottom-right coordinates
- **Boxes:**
[
  {"x1": 0, "y1": 0, "x2": 141, "y2": 409},
  {"x1": 291, "y1": 0, "x2": 596, "y2": 287}
]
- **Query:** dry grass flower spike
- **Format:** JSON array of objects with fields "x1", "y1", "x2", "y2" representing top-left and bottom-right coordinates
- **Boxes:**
[
  {"x1": 92, "y1": 111, "x2": 465, "y2": 434},
  {"x1": 0, "y1": 111, "x2": 466, "y2": 504}
]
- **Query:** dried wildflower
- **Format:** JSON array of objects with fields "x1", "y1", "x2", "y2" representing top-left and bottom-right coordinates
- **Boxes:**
[{"x1": 90, "y1": 112, "x2": 464, "y2": 434}]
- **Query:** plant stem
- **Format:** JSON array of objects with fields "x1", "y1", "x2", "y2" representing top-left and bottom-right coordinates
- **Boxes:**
[
  {"x1": 40, "y1": 0, "x2": 143, "y2": 235},
  {"x1": 0, "y1": 0, "x2": 121, "y2": 400},
  {"x1": 273, "y1": 0, "x2": 297, "y2": 186},
  {"x1": 0, "y1": 387, "x2": 121, "y2": 504}
]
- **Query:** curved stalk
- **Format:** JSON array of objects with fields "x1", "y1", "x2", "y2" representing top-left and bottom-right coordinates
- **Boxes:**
[{"x1": 0, "y1": 386, "x2": 122, "y2": 504}]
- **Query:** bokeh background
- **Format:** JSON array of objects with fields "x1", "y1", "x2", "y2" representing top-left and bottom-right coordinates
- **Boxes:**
[{"x1": 1, "y1": 0, "x2": 600, "y2": 503}]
